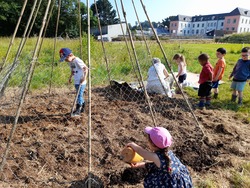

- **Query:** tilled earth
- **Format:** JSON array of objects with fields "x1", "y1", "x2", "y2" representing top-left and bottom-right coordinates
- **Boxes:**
[{"x1": 0, "y1": 86, "x2": 249, "y2": 187}]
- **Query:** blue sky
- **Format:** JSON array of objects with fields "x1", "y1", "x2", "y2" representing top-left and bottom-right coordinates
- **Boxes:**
[{"x1": 87, "y1": 0, "x2": 250, "y2": 25}]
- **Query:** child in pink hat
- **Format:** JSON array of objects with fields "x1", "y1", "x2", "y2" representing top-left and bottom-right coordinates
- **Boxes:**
[{"x1": 127, "y1": 126, "x2": 193, "y2": 188}]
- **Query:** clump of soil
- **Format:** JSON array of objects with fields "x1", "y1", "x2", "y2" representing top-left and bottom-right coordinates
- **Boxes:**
[{"x1": 0, "y1": 87, "x2": 249, "y2": 187}]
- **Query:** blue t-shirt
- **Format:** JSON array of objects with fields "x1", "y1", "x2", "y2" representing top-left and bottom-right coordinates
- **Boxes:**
[
  {"x1": 230, "y1": 59, "x2": 250, "y2": 81},
  {"x1": 144, "y1": 150, "x2": 193, "y2": 188}
]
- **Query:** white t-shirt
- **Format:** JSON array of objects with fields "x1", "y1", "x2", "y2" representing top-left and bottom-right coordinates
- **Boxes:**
[
  {"x1": 147, "y1": 62, "x2": 166, "y2": 82},
  {"x1": 178, "y1": 62, "x2": 187, "y2": 76},
  {"x1": 68, "y1": 57, "x2": 87, "y2": 85}
]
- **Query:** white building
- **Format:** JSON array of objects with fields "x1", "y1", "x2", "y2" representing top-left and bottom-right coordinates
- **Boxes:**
[
  {"x1": 170, "y1": 7, "x2": 250, "y2": 37},
  {"x1": 91, "y1": 23, "x2": 127, "y2": 41}
]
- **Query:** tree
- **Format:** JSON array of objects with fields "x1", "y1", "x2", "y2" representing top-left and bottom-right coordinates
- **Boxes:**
[
  {"x1": 0, "y1": 0, "x2": 23, "y2": 36},
  {"x1": 162, "y1": 16, "x2": 176, "y2": 30},
  {"x1": 90, "y1": 0, "x2": 119, "y2": 26},
  {"x1": 0, "y1": 0, "x2": 98, "y2": 37}
]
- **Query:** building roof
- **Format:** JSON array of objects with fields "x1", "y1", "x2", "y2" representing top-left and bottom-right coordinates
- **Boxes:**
[
  {"x1": 172, "y1": 15, "x2": 192, "y2": 22},
  {"x1": 192, "y1": 13, "x2": 228, "y2": 22},
  {"x1": 228, "y1": 7, "x2": 250, "y2": 17},
  {"x1": 170, "y1": 7, "x2": 250, "y2": 23}
]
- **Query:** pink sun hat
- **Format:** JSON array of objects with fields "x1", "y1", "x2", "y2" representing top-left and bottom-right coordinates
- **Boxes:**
[{"x1": 145, "y1": 127, "x2": 172, "y2": 149}]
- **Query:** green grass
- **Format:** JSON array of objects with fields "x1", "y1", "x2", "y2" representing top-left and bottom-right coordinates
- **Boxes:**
[
  {"x1": 0, "y1": 37, "x2": 250, "y2": 116},
  {"x1": 229, "y1": 162, "x2": 250, "y2": 188}
]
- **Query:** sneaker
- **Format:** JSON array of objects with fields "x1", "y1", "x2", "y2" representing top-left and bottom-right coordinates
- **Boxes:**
[
  {"x1": 213, "y1": 93, "x2": 218, "y2": 99},
  {"x1": 231, "y1": 95, "x2": 237, "y2": 102},
  {"x1": 81, "y1": 103, "x2": 85, "y2": 113},
  {"x1": 197, "y1": 101, "x2": 205, "y2": 109},
  {"x1": 205, "y1": 101, "x2": 211, "y2": 107},
  {"x1": 238, "y1": 98, "x2": 243, "y2": 106},
  {"x1": 72, "y1": 104, "x2": 82, "y2": 117},
  {"x1": 71, "y1": 111, "x2": 81, "y2": 117}
]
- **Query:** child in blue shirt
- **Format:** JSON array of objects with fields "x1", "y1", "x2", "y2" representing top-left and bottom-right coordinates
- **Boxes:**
[
  {"x1": 127, "y1": 127, "x2": 193, "y2": 188},
  {"x1": 229, "y1": 47, "x2": 250, "y2": 105}
]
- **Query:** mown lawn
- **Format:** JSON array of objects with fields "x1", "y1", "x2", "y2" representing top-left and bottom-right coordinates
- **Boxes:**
[{"x1": 0, "y1": 37, "x2": 249, "y2": 115}]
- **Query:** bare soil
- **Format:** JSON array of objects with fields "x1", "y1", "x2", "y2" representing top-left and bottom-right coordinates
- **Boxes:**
[{"x1": 0, "y1": 86, "x2": 249, "y2": 187}]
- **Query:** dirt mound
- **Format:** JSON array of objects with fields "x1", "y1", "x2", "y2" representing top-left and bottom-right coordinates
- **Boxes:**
[{"x1": 0, "y1": 87, "x2": 249, "y2": 187}]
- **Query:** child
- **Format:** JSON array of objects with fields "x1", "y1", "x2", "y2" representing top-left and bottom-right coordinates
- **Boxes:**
[
  {"x1": 198, "y1": 53, "x2": 213, "y2": 108},
  {"x1": 126, "y1": 126, "x2": 193, "y2": 188},
  {"x1": 212, "y1": 48, "x2": 226, "y2": 99},
  {"x1": 173, "y1": 54, "x2": 187, "y2": 89},
  {"x1": 229, "y1": 47, "x2": 250, "y2": 105},
  {"x1": 59, "y1": 48, "x2": 88, "y2": 116},
  {"x1": 146, "y1": 58, "x2": 173, "y2": 97}
]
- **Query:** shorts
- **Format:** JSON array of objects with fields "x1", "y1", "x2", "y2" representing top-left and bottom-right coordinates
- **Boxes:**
[
  {"x1": 230, "y1": 81, "x2": 246, "y2": 92},
  {"x1": 212, "y1": 80, "x2": 219, "y2": 88},
  {"x1": 178, "y1": 73, "x2": 187, "y2": 84},
  {"x1": 198, "y1": 82, "x2": 212, "y2": 97}
]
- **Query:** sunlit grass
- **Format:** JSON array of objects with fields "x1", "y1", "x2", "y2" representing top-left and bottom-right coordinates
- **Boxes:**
[{"x1": 0, "y1": 37, "x2": 249, "y2": 115}]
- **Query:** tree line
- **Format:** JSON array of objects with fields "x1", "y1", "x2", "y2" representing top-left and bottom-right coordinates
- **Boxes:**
[{"x1": 0, "y1": 0, "x2": 175, "y2": 38}]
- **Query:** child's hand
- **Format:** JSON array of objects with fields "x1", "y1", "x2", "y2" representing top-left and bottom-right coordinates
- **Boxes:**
[
  {"x1": 127, "y1": 142, "x2": 138, "y2": 150},
  {"x1": 68, "y1": 77, "x2": 72, "y2": 84},
  {"x1": 80, "y1": 77, "x2": 85, "y2": 83},
  {"x1": 130, "y1": 162, "x2": 145, "y2": 169}
]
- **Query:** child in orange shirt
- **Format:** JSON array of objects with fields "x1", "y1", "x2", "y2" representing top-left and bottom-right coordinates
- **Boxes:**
[{"x1": 212, "y1": 48, "x2": 226, "y2": 99}]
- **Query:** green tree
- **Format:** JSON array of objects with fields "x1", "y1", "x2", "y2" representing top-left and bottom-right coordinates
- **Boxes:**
[
  {"x1": 162, "y1": 16, "x2": 176, "y2": 30},
  {"x1": 0, "y1": 0, "x2": 98, "y2": 37},
  {"x1": 0, "y1": 0, "x2": 23, "y2": 36},
  {"x1": 90, "y1": 0, "x2": 119, "y2": 26}
]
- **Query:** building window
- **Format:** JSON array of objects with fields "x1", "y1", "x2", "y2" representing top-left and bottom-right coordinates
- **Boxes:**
[
  {"x1": 196, "y1": 29, "x2": 199, "y2": 34},
  {"x1": 181, "y1": 23, "x2": 183, "y2": 28},
  {"x1": 240, "y1": 27, "x2": 242, "y2": 32},
  {"x1": 232, "y1": 27, "x2": 235, "y2": 31},
  {"x1": 226, "y1": 28, "x2": 229, "y2": 31},
  {"x1": 184, "y1": 30, "x2": 186, "y2": 34},
  {"x1": 242, "y1": 19, "x2": 244, "y2": 23},
  {"x1": 202, "y1": 23, "x2": 204, "y2": 27},
  {"x1": 192, "y1": 30, "x2": 194, "y2": 34},
  {"x1": 171, "y1": 23, "x2": 174, "y2": 27},
  {"x1": 180, "y1": 30, "x2": 183, "y2": 33},
  {"x1": 208, "y1": 23, "x2": 210, "y2": 27},
  {"x1": 187, "y1": 30, "x2": 190, "y2": 34},
  {"x1": 244, "y1": 28, "x2": 246, "y2": 32},
  {"x1": 227, "y1": 19, "x2": 230, "y2": 24},
  {"x1": 246, "y1": 19, "x2": 248, "y2": 24},
  {"x1": 221, "y1": 22, "x2": 224, "y2": 26},
  {"x1": 175, "y1": 23, "x2": 177, "y2": 27},
  {"x1": 233, "y1": 19, "x2": 237, "y2": 23},
  {"x1": 185, "y1": 24, "x2": 187, "y2": 27},
  {"x1": 193, "y1": 24, "x2": 195, "y2": 27},
  {"x1": 197, "y1": 24, "x2": 200, "y2": 27},
  {"x1": 214, "y1": 23, "x2": 216, "y2": 27},
  {"x1": 201, "y1": 29, "x2": 204, "y2": 34},
  {"x1": 188, "y1": 24, "x2": 190, "y2": 27}
]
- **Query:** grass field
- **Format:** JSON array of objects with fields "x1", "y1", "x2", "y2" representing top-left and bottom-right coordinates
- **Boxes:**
[
  {"x1": 0, "y1": 37, "x2": 250, "y2": 187},
  {"x1": 1, "y1": 37, "x2": 249, "y2": 116}
]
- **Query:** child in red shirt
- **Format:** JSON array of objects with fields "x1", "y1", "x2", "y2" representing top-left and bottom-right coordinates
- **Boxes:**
[{"x1": 198, "y1": 54, "x2": 213, "y2": 108}]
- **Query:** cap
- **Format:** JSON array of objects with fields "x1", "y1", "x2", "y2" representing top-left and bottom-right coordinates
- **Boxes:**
[
  {"x1": 152, "y1": 57, "x2": 161, "y2": 64},
  {"x1": 145, "y1": 127, "x2": 172, "y2": 149},
  {"x1": 59, "y1": 48, "x2": 72, "y2": 62}
]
